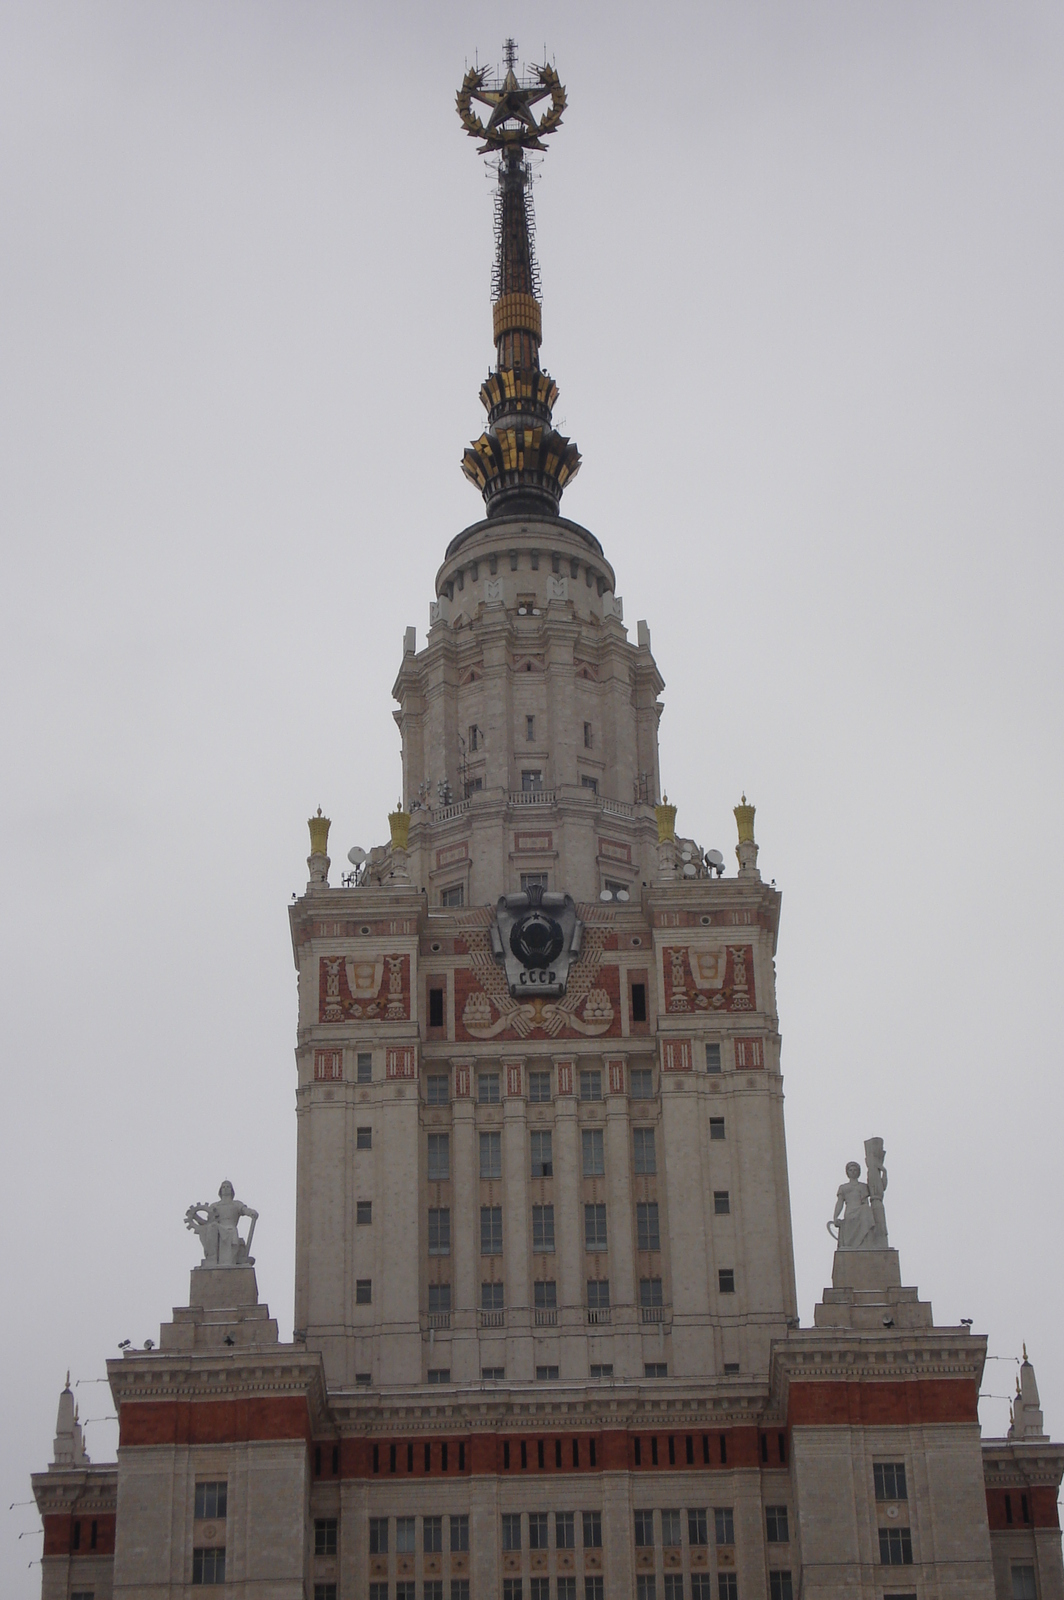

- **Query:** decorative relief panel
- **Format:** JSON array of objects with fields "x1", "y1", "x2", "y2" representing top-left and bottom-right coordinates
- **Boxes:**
[
  {"x1": 314, "y1": 1050, "x2": 342, "y2": 1081},
  {"x1": 454, "y1": 1063, "x2": 471, "y2": 1098},
  {"x1": 607, "y1": 1058, "x2": 626, "y2": 1095},
  {"x1": 454, "y1": 924, "x2": 622, "y2": 1040},
  {"x1": 661, "y1": 944, "x2": 755, "y2": 1013},
  {"x1": 598, "y1": 838, "x2": 632, "y2": 865},
  {"x1": 556, "y1": 1060, "x2": 574, "y2": 1095},
  {"x1": 662, "y1": 1039, "x2": 693, "y2": 1073},
  {"x1": 319, "y1": 954, "x2": 411, "y2": 1023},
  {"x1": 505, "y1": 1061, "x2": 523, "y2": 1097},
  {"x1": 733, "y1": 1036, "x2": 764, "y2": 1069},
  {"x1": 386, "y1": 1046, "x2": 417, "y2": 1080},
  {"x1": 514, "y1": 830, "x2": 553, "y2": 852},
  {"x1": 436, "y1": 843, "x2": 469, "y2": 870}
]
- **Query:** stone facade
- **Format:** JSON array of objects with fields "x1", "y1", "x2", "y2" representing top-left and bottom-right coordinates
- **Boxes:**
[{"x1": 31, "y1": 50, "x2": 1064, "y2": 1600}]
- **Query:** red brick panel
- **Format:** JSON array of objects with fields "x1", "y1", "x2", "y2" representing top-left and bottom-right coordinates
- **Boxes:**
[
  {"x1": 787, "y1": 1379, "x2": 979, "y2": 1428},
  {"x1": 43, "y1": 1513, "x2": 116, "y2": 1555},
  {"x1": 42, "y1": 1515, "x2": 71, "y2": 1557},
  {"x1": 119, "y1": 1396, "x2": 312, "y2": 1447},
  {"x1": 985, "y1": 1486, "x2": 1059, "y2": 1530},
  {"x1": 337, "y1": 1427, "x2": 763, "y2": 1479}
]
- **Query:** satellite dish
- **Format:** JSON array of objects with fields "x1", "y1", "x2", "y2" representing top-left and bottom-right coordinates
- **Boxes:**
[
  {"x1": 682, "y1": 863, "x2": 697, "y2": 878},
  {"x1": 681, "y1": 848, "x2": 693, "y2": 861},
  {"x1": 706, "y1": 849, "x2": 724, "y2": 867},
  {"x1": 599, "y1": 889, "x2": 613, "y2": 901},
  {"x1": 617, "y1": 889, "x2": 630, "y2": 902},
  {"x1": 347, "y1": 846, "x2": 367, "y2": 866}
]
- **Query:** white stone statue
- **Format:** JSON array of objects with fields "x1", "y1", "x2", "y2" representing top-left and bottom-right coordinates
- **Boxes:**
[
  {"x1": 185, "y1": 1181, "x2": 258, "y2": 1268},
  {"x1": 828, "y1": 1140, "x2": 889, "y2": 1250}
]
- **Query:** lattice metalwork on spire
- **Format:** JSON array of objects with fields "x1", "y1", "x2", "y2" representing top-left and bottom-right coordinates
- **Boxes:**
[{"x1": 456, "y1": 47, "x2": 580, "y2": 520}]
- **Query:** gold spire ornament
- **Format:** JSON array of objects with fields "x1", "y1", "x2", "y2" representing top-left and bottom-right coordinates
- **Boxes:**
[
  {"x1": 307, "y1": 808, "x2": 331, "y2": 857},
  {"x1": 733, "y1": 794, "x2": 756, "y2": 843},
  {"x1": 456, "y1": 45, "x2": 566, "y2": 153}
]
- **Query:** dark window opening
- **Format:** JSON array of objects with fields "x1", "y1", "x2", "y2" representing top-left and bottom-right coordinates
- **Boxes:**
[
  {"x1": 631, "y1": 983, "x2": 647, "y2": 1023},
  {"x1": 429, "y1": 987, "x2": 444, "y2": 1027}
]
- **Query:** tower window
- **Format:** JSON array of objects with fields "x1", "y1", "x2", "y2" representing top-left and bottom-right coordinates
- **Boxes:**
[
  {"x1": 874, "y1": 1462, "x2": 908, "y2": 1500},
  {"x1": 528, "y1": 1069, "x2": 552, "y2": 1101},
  {"x1": 440, "y1": 885, "x2": 464, "y2": 908},
  {"x1": 357, "y1": 1051, "x2": 372, "y2": 1083},
  {"x1": 644, "y1": 1363, "x2": 668, "y2": 1379},
  {"x1": 534, "y1": 1280, "x2": 557, "y2": 1309},
  {"x1": 480, "y1": 1205, "x2": 503, "y2": 1254},
  {"x1": 636, "y1": 1201, "x2": 660, "y2": 1252},
  {"x1": 194, "y1": 1481, "x2": 228, "y2": 1519},
  {"x1": 631, "y1": 982, "x2": 648, "y2": 1023},
  {"x1": 356, "y1": 1201, "x2": 372, "y2": 1225},
  {"x1": 579, "y1": 1069, "x2": 602, "y2": 1101},
  {"x1": 469, "y1": 725, "x2": 480, "y2": 751},
  {"x1": 580, "y1": 775, "x2": 599, "y2": 793},
  {"x1": 427, "y1": 1132, "x2": 450, "y2": 1181},
  {"x1": 582, "y1": 1128, "x2": 605, "y2": 1176},
  {"x1": 639, "y1": 1277, "x2": 663, "y2": 1308},
  {"x1": 584, "y1": 722, "x2": 593, "y2": 748},
  {"x1": 526, "y1": 715, "x2": 535, "y2": 740},
  {"x1": 478, "y1": 1071, "x2": 500, "y2": 1103},
  {"x1": 714, "y1": 1508, "x2": 735, "y2": 1545},
  {"x1": 584, "y1": 1203, "x2": 607, "y2": 1251},
  {"x1": 706, "y1": 1042, "x2": 722, "y2": 1073},
  {"x1": 630, "y1": 1067, "x2": 653, "y2": 1098},
  {"x1": 481, "y1": 1281, "x2": 503, "y2": 1311},
  {"x1": 709, "y1": 1117, "x2": 725, "y2": 1140},
  {"x1": 426, "y1": 1072, "x2": 449, "y2": 1105},
  {"x1": 356, "y1": 1126, "x2": 372, "y2": 1149},
  {"x1": 531, "y1": 1130, "x2": 553, "y2": 1177},
  {"x1": 633, "y1": 1128, "x2": 656, "y2": 1174},
  {"x1": 428, "y1": 987, "x2": 444, "y2": 1027},
  {"x1": 480, "y1": 1131, "x2": 502, "y2": 1179},
  {"x1": 587, "y1": 1278, "x2": 610, "y2": 1309},
  {"x1": 356, "y1": 1279, "x2": 372, "y2": 1304},
  {"x1": 878, "y1": 1527, "x2": 913, "y2": 1565},
  {"x1": 521, "y1": 769, "x2": 543, "y2": 791},
  {"x1": 718, "y1": 1268, "x2": 735, "y2": 1293},
  {"x1": 766, "y1": 1505, "x2": 789, "y2": 1542},
  {"x1": 714, "y1": 1191, "x2": 730, "y2": 1214},
  {"x1": 428, "y1": 1283, "x2": 451, "y2": 1314},
  {"x1": 532, "y1": 1204, "x2": 555, "y2": 1251},
  {"x1": 192, "y1": 1549, "x2": 226, "y2": 1584},
  {"x1": 428, "y1": 1207, "x2": 451, "y2": 1254},
  {"x1": 314, "y1": 1518, "x2": 338, "y2": 1556},
  {"x1": 451, "y1": 1515, "x2": 470, "y2": 1552}
]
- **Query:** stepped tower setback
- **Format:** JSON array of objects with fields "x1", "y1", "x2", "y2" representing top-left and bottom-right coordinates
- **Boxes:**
[{"x1": 30, "y1": 43, "x2": 1064, "y2": 1600}]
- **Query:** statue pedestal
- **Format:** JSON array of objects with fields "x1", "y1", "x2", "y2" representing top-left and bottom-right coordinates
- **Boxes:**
[
  {"x1": 158, "y1": 1267, "x2": 279, "y2": 1352},
  {"x1": 815, "y1": 1248, "x2": 933, "y2": 1330},
  {"x1": 189, "y1": 1265, "x2": 259, "y2": 1309},
  {"x1": 831, "y1": 1248, "x2": 902, "y2": 1292}
]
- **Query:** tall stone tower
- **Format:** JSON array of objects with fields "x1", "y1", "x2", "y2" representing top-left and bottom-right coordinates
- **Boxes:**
[{"x1": 31, "y1": 44, "x2": 1064, "y2": 1600}]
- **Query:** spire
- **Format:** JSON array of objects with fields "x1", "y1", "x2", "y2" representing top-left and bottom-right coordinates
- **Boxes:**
[
  {"x1": 1008, "y1": 1345, "x2": 1047, "y2": 1440},
  {"x1": 457, "y1": 47, "x2": 581, "y2": 518},
  {"x1": 51, "y1": 1372, "x2": 89, "y2": 1468}
]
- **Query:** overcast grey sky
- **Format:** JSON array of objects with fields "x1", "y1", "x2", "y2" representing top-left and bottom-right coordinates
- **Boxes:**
[{"x1": 2, "y1": 2, "x2": 1062, "y2": 1587}]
